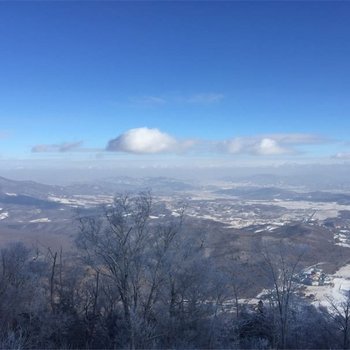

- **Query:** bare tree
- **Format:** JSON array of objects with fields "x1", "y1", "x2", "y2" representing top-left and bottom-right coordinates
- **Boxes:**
[
  {"x1": 0, "y1": 243, "x2": 31, "y2": 329},
  {"x1": 326, "y1": 290, "x2": 350, "y2": 349},
  {"x1": 77, "y1": 192, "x2": 184, "y2": 349},
  {"x1": 260, "y1": 241, "x2": 304, "y2": 349}
]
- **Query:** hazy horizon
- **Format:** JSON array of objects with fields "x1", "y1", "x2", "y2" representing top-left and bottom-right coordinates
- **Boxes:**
[{"x1": 1, "y1": 159, "x2": 350, "y2": 188}]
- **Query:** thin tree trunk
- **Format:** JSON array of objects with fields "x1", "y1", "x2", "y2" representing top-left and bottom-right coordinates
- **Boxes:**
[{"x1": 50, "y1": 252, "x2": 57, "y2": 313}]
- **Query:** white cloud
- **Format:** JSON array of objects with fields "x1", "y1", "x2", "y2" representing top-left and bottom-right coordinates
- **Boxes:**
[
  {"x1": 32, "y1": 141, "x2": 83, "y2": 153},
  {"x1": 106, "y1": 130, "x2": 329, "y2": 156},
  {"x1": 107, "y1": 127, "x2": 195, "y2": 154},
  {"x1": 264, "y1": 133, "x2": 327, "y2": 145},
  {"x1": 30, "y1": 131, "x2": 329, "y2": 159},
  {"x1": 219, "y1": 133, "x2": 325, "y2": 156},
  {"x1": 256, "y1": 138, "x2": 288, "y2": 155},
  {"x1": 332, "y1": 153, "x2": 350, "y2": 160},
  {"x1": 224, "y1": 138, "x2": 244, "y2": 154},
  {"x1": 221, "y1": 137, "x2": 290, "y2": 156}
]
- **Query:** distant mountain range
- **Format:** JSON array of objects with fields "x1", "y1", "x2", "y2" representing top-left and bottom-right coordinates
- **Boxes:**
[
  {"x1": 222, "y1": 168, "x2": 350, "y2": 191},
  {"x1": 216, "y1": 186, "x2": 350, "y2": 204},
  {"x1": 0, "y1": 175, "x2": 197, "y2": 204},
  {"x1": 0, "y1": 176, "x2": 64, "y2": 198},
  {"x1": 2, "y1": 174, "x2": 350, "y2": 208},
  {"x1": 0, "y1": 193, "x2": 61, "y2": 208}
]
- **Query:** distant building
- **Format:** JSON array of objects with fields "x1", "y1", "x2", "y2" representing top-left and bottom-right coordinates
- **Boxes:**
[{"x1": 297, "y1": 267, "x2": 332, "y2": 286}]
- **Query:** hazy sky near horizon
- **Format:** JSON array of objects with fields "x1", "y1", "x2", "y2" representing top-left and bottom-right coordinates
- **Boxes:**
[{"x1": 1, "y1": 1, "x2": 350, "y2": 165}]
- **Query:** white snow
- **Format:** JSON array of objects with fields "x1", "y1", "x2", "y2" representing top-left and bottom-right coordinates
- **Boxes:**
[
  {"x1": 305, "y1": 264, "x2": 350, "y2": 310},
  {"x1": 48, "y1": 195, "x2": 113, "y2": 207},
  {"x1": 29, "y1": 218, "x2": 51, "y2": 223},
  {"x1": 262, "y1": 200, "x2": 350, "y2": 218},
  {"x1": 336, "y1": 243, "x2": 350, "y2": 248},
  {"x1": 334, "y1": 231, "x2": 350, "y2": 248},
  {"x1": 0, "y1": 212, "x2": 9, "y2": 220}
]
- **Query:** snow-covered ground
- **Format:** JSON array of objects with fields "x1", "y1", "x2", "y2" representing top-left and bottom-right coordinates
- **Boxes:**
[
  {"x1": 264, "y1": 200, "x2": 350, "y2": 218},
  {"x1": 0, "y1": 212, "x2": 9, "y2": 220},
  {"x1": 305, "y1": 264, "x2": 350, "y2": 309},
  {"x1": 29, "y1": 218, "x2": 51, "y2": 223},
  {"x1": 165, "y1": 195, "x2": 350, "y2": 229},
  {"x1": 334, "y1": 229, "x2": 350, "y2": 248},
  {"x1": 48, "y1": 195, "x2": 113, "y2": 207}
]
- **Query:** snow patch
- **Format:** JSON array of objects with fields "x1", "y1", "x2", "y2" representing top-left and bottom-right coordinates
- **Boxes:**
[
  {"x1": 0, "y1": 212, "x2": 9, "y2": 220},
  {"x1": 305, "y1": 264, "x2": 350, "y2": 310},
  {"x1": 30, "y1": 218, "x2": 51, "y2": 223}
]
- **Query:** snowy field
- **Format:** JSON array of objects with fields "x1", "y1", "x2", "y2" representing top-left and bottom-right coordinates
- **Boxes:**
[
  {"x1": 48, "y1": 195, "x2": 114, "y2": 207},
  {"x1": 29, "y1": 218, "x2": 51, "y2": 223},
  {"x1": 0, "y1": 211, "x2": 9, "y2": 220},
  {"x1": 305, "y1": 264, "x2": 350, "y2": 310}
]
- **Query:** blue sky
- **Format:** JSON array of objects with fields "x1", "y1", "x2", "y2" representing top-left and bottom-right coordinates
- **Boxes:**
[{"x1": 0, "y1": 1, "x2": 349, "y2": 164}]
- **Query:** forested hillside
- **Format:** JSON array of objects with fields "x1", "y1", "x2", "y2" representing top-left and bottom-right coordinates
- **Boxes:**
[{"x1": 1, "y1": 193, "x2": 349, "y2": 349}]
